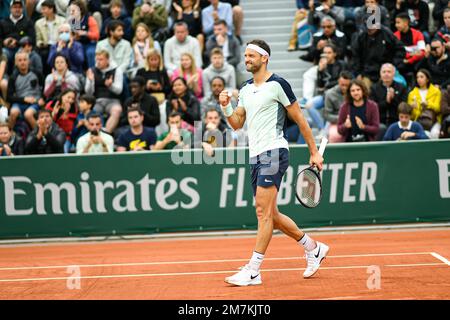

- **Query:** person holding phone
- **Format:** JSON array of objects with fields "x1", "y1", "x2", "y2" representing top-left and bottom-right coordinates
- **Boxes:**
[
  {"x1": 76, "y1": 113, "x2": 114, "y2": 154},
  {"x1": 153, "y1": 111, "x2": 192, "y2": 150}
]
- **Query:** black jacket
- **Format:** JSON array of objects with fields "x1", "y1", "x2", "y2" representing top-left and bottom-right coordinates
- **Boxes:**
[
  {"x1": 123, "y1": 93, "x2": 161, "y2": 128},
  {"x1": 317, "y1": 60, "x2": 348, "y2": 93},
  {"x1": 305, "y1": 29, "x2": 348, "y2": 62},
  {"x1": 352, "y1": 26, "x2": 405, "y2": 82},
  {"x1": 166, "y1": 91, "x2": 201, "y2": 126},
  {"x1": 0, "y1": 15, "x2": 35, "y2": 44},
  {"x1": 25, "y1": 123, "x2": 65, "y2": 154},
  {"x1": 370, "y1": 81, "x2": 408, "y2": 126},
  {"x1": 419, "y1": 55, "x2": 450, "y2": 88}
]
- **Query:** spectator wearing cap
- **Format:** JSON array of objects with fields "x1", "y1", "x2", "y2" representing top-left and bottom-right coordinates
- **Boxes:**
[
  {"x1": 131, "y1": 0, "x2": 168, "y2": 36},
  {"x1": 299, "y1": 16, "x2": 347, "y2": 63},
  {"x1": 17, "y1": 36, "x2": 43, "y2": 75},
  {"x1": 34, "y1": 0, "x2": 65, "y2": 75},
  {"x1": 101, "y1": 0, "x2": 133, "y2": 42},
  {"x1": 122, "y1": 76, "x2": 160, "y2": 129},
  {"x1": 47, "y1": 23, "x2": 85, "y2": 75},
  {"x1": 0, "y1": 0, "x2": 35, "y2": 73},
  {"x1": 96, "y1": 20, "x2": 133, "y2": 74},
  {"x1": 201, "y1": 0, "x2": 233, "y2": 37},
  {"x1": 204, "y1": 19, "x2": 240, "y2": 68},
  {"x1": 419, "y1": 38, "x2": 450, "y2": 89},
  {"x1": 163, "y1": 21, "x2": 202, "y2": 76}
]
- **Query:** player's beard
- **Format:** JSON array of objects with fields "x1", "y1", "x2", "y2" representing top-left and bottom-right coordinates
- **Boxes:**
[{"x1": 246, "y1": 61, "x2": 262, "y2": 73}]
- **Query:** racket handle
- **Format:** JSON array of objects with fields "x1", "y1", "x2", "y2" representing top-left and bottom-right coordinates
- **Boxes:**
[{"x1": 318, "y1": 137, "x2": 328, "y2": 156}]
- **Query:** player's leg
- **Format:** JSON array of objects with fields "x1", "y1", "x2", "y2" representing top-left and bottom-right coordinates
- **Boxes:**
[
  {"x1": 224, "y1": 185, "x2": 277, "y2": 287},
  {"x1": 273, "y1": 206, "x2": 329, "y2": 278}
]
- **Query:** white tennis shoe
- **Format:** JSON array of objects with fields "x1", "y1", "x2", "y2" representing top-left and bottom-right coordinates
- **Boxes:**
[
  {"x1": 225, "y1": 264, "x2": 262, "y2": 286},
  {"x1": 303, "y1": 241, "x2": 329, "y2": 278}
]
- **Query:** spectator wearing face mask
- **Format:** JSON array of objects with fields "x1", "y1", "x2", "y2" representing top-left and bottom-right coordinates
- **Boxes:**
[{"x1": 47, "y1": 23, "x2": 85, "y2": 75}]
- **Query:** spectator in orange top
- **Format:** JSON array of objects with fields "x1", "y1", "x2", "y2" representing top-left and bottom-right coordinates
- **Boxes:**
[{"x1": 68, "y1": 0, "x2": 100, "y2": 69}]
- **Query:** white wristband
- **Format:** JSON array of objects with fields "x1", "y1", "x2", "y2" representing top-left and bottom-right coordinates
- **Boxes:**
[{"x1": 222, "y1": 103, "x2": 233, "y2": 117}]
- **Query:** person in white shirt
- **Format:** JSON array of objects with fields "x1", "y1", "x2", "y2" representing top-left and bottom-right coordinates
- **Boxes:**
[
  {"x1": 76, "y1": 113, "x2": 114, "y2": 154},
  {"x1": 163, "y1": 21, "x2": 202, "y2": 76}
]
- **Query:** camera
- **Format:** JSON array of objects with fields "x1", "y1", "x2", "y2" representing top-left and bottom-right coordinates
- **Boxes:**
[
  {"x1": 91, "y1": 129, "x2": 99, "y2": 136},
  {"x1": 351, "y1": 134, "x2": 366, "y2": 142}
]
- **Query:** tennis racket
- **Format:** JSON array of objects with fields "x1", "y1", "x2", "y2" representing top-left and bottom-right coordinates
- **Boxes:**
[{"x1": 294, "y1": 137, "x2": 328, "y2": 208}]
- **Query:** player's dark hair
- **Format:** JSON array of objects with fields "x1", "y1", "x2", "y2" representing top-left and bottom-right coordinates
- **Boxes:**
[
  {"x1": 397, "y1": 102, "x2": 412, "y2": 115},
  {"x1": 323, "y1": 43, "x2": 337, "y2": 53},
  {"x1": 38, "y1": 109, "x2": 52, "y2": 117},
  {"x1": 246, "y1": 39, "x2": 271, "y2": 57}
]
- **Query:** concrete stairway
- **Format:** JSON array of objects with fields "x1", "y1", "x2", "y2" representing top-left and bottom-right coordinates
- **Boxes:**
[{"x1": 239, "y1": 0, "x2": 314, "y2": 99}]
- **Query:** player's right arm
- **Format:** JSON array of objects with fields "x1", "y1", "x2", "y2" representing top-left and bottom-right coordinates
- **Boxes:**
[{"x1": 219, "y1": 90, "x2": 246, "y2": 130}]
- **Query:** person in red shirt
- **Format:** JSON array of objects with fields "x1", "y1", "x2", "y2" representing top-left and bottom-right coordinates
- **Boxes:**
[
  {"x1": 394, "y1": 12, "x2": 426, "y2": 82},
  {"x1": 45, "y1": 88, "x2": 78, "y2": 153}
]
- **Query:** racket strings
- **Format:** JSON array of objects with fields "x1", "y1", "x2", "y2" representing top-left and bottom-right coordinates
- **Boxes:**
[{"x1": 297, "y1": 169, "x2": 321, "y2": 207}]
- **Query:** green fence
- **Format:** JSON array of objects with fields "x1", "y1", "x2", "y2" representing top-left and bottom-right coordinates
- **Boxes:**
[{"x1": 0, "y1": 140, "x2": 449, "y2": 239}]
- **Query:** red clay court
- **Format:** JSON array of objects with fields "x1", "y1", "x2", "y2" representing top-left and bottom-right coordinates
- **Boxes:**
[{"x1": 0, "y1": 227, "x2": 449, "y2": 300}]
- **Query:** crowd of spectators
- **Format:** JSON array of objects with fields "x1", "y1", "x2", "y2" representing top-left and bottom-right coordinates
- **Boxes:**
[
  {"x1": 1, "y1": 0, "x2": 449, "y2": 158},
  {"x1": 0, "y1": 0, "x2": 244, "y2": 156},
  {"x1": 290, "y1": 0, "x2": 450, "y2": 143}
]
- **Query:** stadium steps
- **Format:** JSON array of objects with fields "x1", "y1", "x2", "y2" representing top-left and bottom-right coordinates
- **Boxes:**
[{"x1": 240, "y1": 0, "x2": 313, "y2": 99}]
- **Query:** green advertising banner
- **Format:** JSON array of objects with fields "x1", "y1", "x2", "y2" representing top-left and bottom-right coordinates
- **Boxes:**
[{"x1": 0, "y1": 140, "x2": 449, "y2": 239}]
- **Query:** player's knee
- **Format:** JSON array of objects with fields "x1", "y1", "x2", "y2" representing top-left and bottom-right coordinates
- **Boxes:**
[{"x1": 255, "y1": 204, "x2": 273, "y2": 222}]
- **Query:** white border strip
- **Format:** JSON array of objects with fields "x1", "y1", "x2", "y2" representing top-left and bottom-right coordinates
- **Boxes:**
[
  {"x1": 0, "y1": 252, "x2": 432, "y2": 271},
  {"x1": 430, "y1": 252, "x2": 450, "y2": 266},
  {"x1": 0, "y1": 263, "x2": 445, "y2": 283}
]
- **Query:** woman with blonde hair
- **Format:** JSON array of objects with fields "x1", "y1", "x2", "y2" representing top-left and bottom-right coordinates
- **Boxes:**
[
  {"x1": 171, "y1": 52, "x2": 203, "y2": 100},
  {"x1": 136, "y1": 49, "x2": 171, "y2": 102},
  {"x1": 132, "y1": 23, "x2": 162, "y2": 69}
]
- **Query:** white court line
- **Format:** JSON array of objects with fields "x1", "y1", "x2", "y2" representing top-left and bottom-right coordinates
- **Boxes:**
[
  {"x1": 0, "y1": 252, "x2": 433, "y2": 271},
  {"x1": 430, "y1": 252, "x2": 450, "y2": 266},
  {"x1": 0, "y1": 263, "x2": 446, "y2": 283}
]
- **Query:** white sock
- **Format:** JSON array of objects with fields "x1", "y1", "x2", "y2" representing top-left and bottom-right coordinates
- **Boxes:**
[
  {"x1": 298, "y1": 233, "x2": 317, "y2": 252},
  {"x1": 249, "y1": 251, "x2": 264, "y2": 272}
]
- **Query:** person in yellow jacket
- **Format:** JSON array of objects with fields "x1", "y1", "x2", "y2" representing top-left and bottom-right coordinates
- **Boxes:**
[{"x1": 407, "y1": 69, "x2": 442, "y2": 138}]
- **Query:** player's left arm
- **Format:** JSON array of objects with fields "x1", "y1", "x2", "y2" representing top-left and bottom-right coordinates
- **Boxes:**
[{"x1": 286, "y1": 101, "x2": 323, "y2": 171}]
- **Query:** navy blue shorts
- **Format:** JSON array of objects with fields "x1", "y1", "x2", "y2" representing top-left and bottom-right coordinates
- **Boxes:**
[{"x1": 250, "y1": 148, "x2": 289, "y2": 196}]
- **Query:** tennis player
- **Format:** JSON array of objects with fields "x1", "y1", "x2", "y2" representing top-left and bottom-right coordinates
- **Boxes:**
[{"x1": 220, "y1": 39, "x2": 329, "y2": 286}]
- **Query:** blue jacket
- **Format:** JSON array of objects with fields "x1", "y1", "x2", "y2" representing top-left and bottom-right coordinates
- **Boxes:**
[{"x1": 383, "y1": 121, "x2": 429, "y2": 141}]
